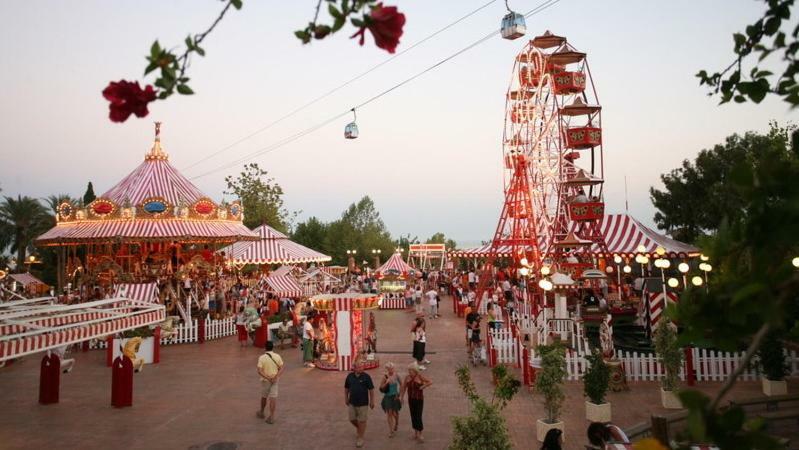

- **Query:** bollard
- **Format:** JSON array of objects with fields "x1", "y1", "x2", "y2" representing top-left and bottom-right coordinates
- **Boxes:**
[
  {"x1": 111, "y1": 355, "x2": 133, "y2": 408},
  {"x1": 106, "y1": 335, "x2": 114, "y2": 367},
  {"x1": 153, "y1": 327, "x2": 161, "y2": 364},
  {"x1": 82, "y1": 340, "x2": 89, "y2": 353},
  {"x1": 197, "y1": 317, "x2": 206, "y2": 344},
  {"x1": 684, "y1": 346, "x2": 695, "y2": 386},
  {"x1": 522, "y1": 348, "x2": 531, "y2": 386},
  {"x1": 39, "y1": 353, "x2": 60, "y2": 404},
  {"x1": 253, "y1": 315, "x2": 268, "y2": 348}
]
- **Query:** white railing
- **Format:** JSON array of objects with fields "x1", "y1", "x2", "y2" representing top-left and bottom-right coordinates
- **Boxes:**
[
  {"x1": 204, "y1": 316, "x2": 236, "y2": 340},
  {"x1": 489, "y1": 327, "x2": 520, "y2": 366},
  {"x1": 87, "y1": 316, "x2": 236, "y2": 349}
]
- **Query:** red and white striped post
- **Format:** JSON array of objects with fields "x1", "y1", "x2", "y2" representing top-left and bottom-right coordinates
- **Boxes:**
[{"x1": 152, "y1": 327, "x2": 161, "y2": 364}]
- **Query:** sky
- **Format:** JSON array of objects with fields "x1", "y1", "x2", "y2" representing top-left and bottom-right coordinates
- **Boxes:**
[{"x1": 0, "y1": 0, "x2": 796, "y2": 247}]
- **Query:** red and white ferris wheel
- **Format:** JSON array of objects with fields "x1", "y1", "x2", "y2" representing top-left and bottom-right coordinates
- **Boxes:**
[{"x1": 493, "y1": 31, "x2": 608, "y2": 277}]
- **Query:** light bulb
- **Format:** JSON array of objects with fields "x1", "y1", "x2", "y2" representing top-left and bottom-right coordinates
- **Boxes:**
[
  {"x1": 538, "y1": 279, "x2": 553, "y2": 291},
  {"x1": 613, "y1": 255, "x2": 622, "y2": 264},
  {"x1": 691, "y1": 276, "x2": 703, "y2": 286},
  {"x1": 793, "y1": 257, "x2": 799, "y2": 268},
  {"x1": 700, "y1": 254, "x2": 709, "y2": 261},
  {"x1": 655, "y1": 246, "x2": 666, "y2": 256},
  {"x1": 667, "y1": 278, "x2": 679, "y2": 288},
  {"x1": 605, "y1": 266, "x2": 614, "y2": 274},
  {"x1": 520, "y1": 257, "x2": 529, "y2": 267},
  {"x1": 623, "y1": 265, "x2": 632, "y2": 274},
  {"x1": 637, "y1": 245, "x2": 647, "y2": 253},
  {"x1": 519, "y1": 267, "x2": 530, "y2": 277},
  {"x1": 540, "y1": 266, "x2": 551, "y2": 276},
  {"x1": 678, "y1": 262, "x2": 689, "y2": 273},
  {"x1": 699, "y1": 263, "x2": 709, "y2": 272},
  {"x1": 640, "y1": 256, "x2": 650, "y2": 264},
  {"x1": 661, "y1": 259, "x2": 671, "y2": 269}
]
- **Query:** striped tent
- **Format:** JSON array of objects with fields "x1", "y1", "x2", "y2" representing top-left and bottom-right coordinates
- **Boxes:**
[
  {"x1": 114, "y1": 282, "x2": 159, "y2": 303},
  {"x1": 8, "y1": 273, "x2": 46, "y2": 287},
  {"x1": 220, "y1": 225, "x2": 331, "y2": 265},
  {"x1": 448, "y1": 214, "x2": 698, "y2": 259},
  {"x1": 263, "y1": 275, "x2": 303, "y2": 298},
  {"x1": 375, "y1": 252, "x2": 415, "y2": 278},
  {"x1": 37, "y1": 220, "x2": 257, "y2": 244}
]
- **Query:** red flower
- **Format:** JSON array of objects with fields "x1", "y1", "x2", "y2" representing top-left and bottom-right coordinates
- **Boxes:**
[
  {"x1": 351, "y1": 3, "x2": 406, "y2": 54},
  {"x1": 102, "y1": 80, "x2": 157, "y2": 123}
]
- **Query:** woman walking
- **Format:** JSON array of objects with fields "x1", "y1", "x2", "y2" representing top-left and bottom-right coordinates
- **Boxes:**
[
  {"x1": 401, "y1": 361, "x2": 432, "y2": 443},
  {"x1": 235, "y1": 306, "x2": 248, "y2": 348},
  {"x1": 379, "y1": 362, "x2": 402, "y2": 437},
  {"x1": 411, "y1": 317, "x2": 430, "y2": 367}
]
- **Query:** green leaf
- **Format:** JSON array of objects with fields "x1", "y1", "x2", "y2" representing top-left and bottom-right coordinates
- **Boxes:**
[
  {"x1": 332, "y1": 15, "x2": 346, "y2": 32},
  {"x1": 230, "y1": 0, "x2": 243, "y2": 10},
  {"x1": 351, "y1": 17, "x2": 364, "y2": 27},
  {"x1": 185, "y1": 36, "x2": 194, "y2": 50},
  {"x1": 733, "y1": 32, "x2": 747, "y2": 49},
  {"x1": 195, "y1": 45, "x2": 206, "y2": 57},
  {"x1": 150, "y1": 40, "x2": 161, "y2": 58},
  {"x1": 294, "y1": 30, "x2": 311, "y2": 44},
  {"x1": 176, "y1": 84, "x2": 194, "y2": 95},
  {"x1": 328, "y1": 3, "x2": 342, "y2": 18},
  {"x1": 144, "y1": 62, "x2": 159, "y2": 76},
  {"x1": 764, "y1": 16, "x2": 781, "y2": 35}
]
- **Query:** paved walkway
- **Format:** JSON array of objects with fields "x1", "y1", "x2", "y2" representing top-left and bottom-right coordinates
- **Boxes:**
[{"x1": 0, "y1": 296, "x2": 795, "y2": 449}]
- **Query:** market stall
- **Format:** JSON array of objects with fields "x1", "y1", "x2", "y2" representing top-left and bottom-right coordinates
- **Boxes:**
[
  {"x1": 374, "y1": 252, "x2": 415, "y2": 309},
  {"x1": 307, "y1": 293, "x2": 381, "y2": 371},
  {"x1": 220, "y1": 224, "x2": 331, "y2": 266},
  {"x1": 298, "y1": 268, "x2": 342, "y2": 296}
]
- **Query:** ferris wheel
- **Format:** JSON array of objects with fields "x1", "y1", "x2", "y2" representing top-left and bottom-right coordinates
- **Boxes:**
[{"x1": 502, "y1": 31, "x2": 608, "y2": 271}]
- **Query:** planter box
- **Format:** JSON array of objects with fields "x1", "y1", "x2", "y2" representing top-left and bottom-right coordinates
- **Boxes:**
[
  {"x1": 660, "y1": 388, "x2": 682, "y2": 409},
  {"x1": 762, "y1": 378, "x2": 787, "y2": 397},
  {"x1": 585, "y1": 400, "x2": 611, "y2": 423},
  {"x1": 112, "y1": 337, "x2": 155, "y2": 364},
  {"x1": 536, "y1": 419, "x2": 564, "y2": 442}
]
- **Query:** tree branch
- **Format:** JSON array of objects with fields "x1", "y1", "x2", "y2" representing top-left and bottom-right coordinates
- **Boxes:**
[
  {"x1": 709, "y1": 321, "x2": 770, "y2": 411},
  {"x1": 177, "y1": 0, "x2": 236, "y2": 78}
]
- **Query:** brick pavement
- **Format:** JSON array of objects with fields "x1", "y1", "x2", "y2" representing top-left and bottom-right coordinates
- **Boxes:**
[{"x1": 0, "y1": 296, "x2": 795, "y2": 449}]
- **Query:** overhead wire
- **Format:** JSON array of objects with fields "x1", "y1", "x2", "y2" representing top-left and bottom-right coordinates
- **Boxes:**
[
  {"x1": 182, "y1": 0, "x2": 501, "y2": 171},
  {"x1": 188, "y1": 0, "x2": 562, "y2": 180}
]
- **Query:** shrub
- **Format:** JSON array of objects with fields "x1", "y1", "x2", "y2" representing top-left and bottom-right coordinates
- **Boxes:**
[
  {"x1": 121, "y1": 326, "x2": 154, "y2": 338},
  {"x1": 450, "y1": 365, "x2": 519, "y2": 450},
  {"x1": 583, "y1": 349, "x2": 610, "y2": 404},
  {"x1": 653, "y1": 319, "x2": 682, "y2": 391},
  {"x1": 536, "y1": 342, "x2": 567, "y2": 423},
  {"x1": 758, "y1": 331, "x2": 789, "y2": 381}
]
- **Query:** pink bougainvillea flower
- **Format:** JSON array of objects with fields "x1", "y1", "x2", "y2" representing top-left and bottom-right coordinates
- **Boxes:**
[
  {"x1": 102, "y1": 80, "x2": 157, "y2": 123},
  {"x1": 350, "y1": 3, "x2": 406, "y2": 54}
]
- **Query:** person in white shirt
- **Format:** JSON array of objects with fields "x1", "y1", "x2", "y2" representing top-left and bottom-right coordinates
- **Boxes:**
[
  {"x1": 425, "y1": 289, "x2": 438, "y2": 319},
  {"x1": 302, "y1": 319, "x2": 316, "y2": 368},
  {"x1": 467, "y1": 271, "x2": 476, "y2": 289}
]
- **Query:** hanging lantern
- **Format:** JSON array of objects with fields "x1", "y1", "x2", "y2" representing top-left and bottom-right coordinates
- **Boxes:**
[
  {"x1": 500, "y1": 1, "x2": 526, "y2": 40},
  {"x1": 344, "y1": 108, "x2": 359, "y2": 139}
]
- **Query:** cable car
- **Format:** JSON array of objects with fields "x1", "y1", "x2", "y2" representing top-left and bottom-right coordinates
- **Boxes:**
[
  {"x1": 344, "y1": 108, "x2": 359, "y2": 139},
  {"x1": 501, "y1": 11, "x2": 526, "y2": 40}
]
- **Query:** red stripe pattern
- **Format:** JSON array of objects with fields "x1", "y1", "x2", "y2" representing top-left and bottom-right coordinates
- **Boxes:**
[
  {"x1": 114, "y1": 282, "x2": 159, "y2": 303},
  {"x1": 8, "y1": 273, "x2": 46, "y2": 287},
  {"x1": 376, "y1": 252, "x2": 415, "y2": 277},
  {"x1": 37, "y1": 219, "x2": 257, "y2": 244},
  {"x1": 264, "y1": 275, "x2": 303, "y2": 298},
  {"x1": 221, "y1": 225, "x2": 331, "y2": 265}
]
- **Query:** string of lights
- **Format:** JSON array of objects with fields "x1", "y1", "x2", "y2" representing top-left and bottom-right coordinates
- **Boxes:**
[
  {"x1": 188, "y1": 0, "x2": 562, "y2": 180},
  {"x1": 182, "y1": 0, "x2": 501, "y2": 171}
]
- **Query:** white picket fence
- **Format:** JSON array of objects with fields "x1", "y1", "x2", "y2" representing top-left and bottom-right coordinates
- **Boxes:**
[
  {"x1": 489, "y1": 327, "x2": 521, "y2": 366},
  {"x1": 89, "y1": 317, "x2": 236, "y2": 349}
]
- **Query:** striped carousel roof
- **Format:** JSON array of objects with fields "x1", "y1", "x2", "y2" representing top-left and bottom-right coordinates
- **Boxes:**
[
  {"x1": 263, "y1": 275, "x2": 303, "y2": 298},
  {"x1": 220, "y1": 225, "x2": 331, "y2": 265},
  {"x1": 376, "y1": 252, "x2": 415, "y2": 276},
  {"x1": 114, "y1": 282, "x2": 159, "y2": 303},
  {"x1": 449, "y1": 214, "x2": 698, "y2": 259},
  {"x1": 35, "y1": 125, "x2": 257, "y2": 246}
]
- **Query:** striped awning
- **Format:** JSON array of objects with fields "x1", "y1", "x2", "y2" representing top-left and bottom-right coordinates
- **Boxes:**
[
  {"x1": 36, "y1": 219, "x2": 258, "y2": 245},
  {"x1": 220, "y1": 225, "x2": 331, "y2": 265},
  {"x1": 8, "y1": 273, "x2": 46, "y2": 287},
  {"x1": 114, "y1": 282, "x2": 159, "y2": 303},
  {"x1": 376, "y1": 252, "x2": 415, "y2": 277},
  {"x1": 448, "y1": 214, "x2": 698, "y2": 259},
  {"x1": 0, "y1": 297, "x2": 165, "y2": 362},
  {"x1": 263, "y1": 275, "x2": 303, "y2": 298}
]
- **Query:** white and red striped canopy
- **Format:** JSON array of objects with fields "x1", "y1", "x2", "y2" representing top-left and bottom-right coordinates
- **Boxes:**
[
  {"x1": 263, "y1": 275, "x2": 303, "y2": 298},
  {"x1": 103, "y1": 158, "x2": 206, "y2": 206},
  {"x1": 114, "y1": 282, "x2": 159, "y2": 303},
  {"x1": 450, "y1": 214, "x2": 698, "y2": 259},
  {"x1": 36, "y1": 219, "x2": 257, "y2": 245},
  {"x1": 221, "y1": 225, "x2": 331, "y2": 265},
  {"x1": 376, "y1": 252, "x2": 415, "y2": 277},
  {"x1": 0, "y1": 297, "x2": 165, "y2": 362},
  {"x1": 8, "y1": 273, "x2": 46, "y2": 287}
]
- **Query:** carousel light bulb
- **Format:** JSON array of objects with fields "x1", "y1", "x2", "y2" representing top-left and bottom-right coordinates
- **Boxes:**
[
  {"x1": 623, "y1": 265, "x2": 632, "y2": 274},
  {"x1": 636, "y1": 245, "x2": 647, "y2": 253},
  {"x1": 605, "y1": 266, "x2": 614, "y2": 274},
  {"x1": 520, "y1": 257, "x2": 529, "y2": 267},
  {"x1": 540, "y1": 265, "x2": 551, "y2": 276},
  {"x1": 28, "y1": 255, "x2": 35, "y2": 262},
  {"x1": 793, "y1": 257, "x2": 799, "y2": 268},
  {"x1": 654, "y1": 259, "x2": 664, "y2": 269},
  {"x1": 538, "y1": 279, "x2": 553, "y2": 291},
  {"x1": 519, "y1": 267, "x2": 530, "y2": 277},
  {"x1": 640, "y1": 256, "x2": 650, "y2": 265},
  {"x1": 661, "y1": 259, "x2": 671, "y2": 269},
  {"x1": 655, "y1": 246, "x2": 666, "y2": 256},
  {"x1": 634, "y1": 255, "x2": 643, "y2": 264},
  {"x1": 667, "y1": 278, "x2": 679, "y2": 288},
  {"x1": 691, "y1": 276, "x2": 703, "y2": 286},
  {"x1": 613, "y1": 255, "x2": 622, "y2": 264},
  {"x1": 678, "y1": 262, "x2": 690, "y2": 274}
]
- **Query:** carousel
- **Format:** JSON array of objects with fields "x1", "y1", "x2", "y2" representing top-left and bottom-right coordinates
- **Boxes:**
[
  {"x1": 307, "y1": 293, "x2": 381, "y2": 371},
  {"x1": 34, "y1": 123, "x2": 258, "y2": 311},
  {"x1": 374, "y1": 252, "x2": 415, "y2": 309}
]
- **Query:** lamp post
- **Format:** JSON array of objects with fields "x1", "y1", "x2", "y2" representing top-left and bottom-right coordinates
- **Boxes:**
[
  {"x1": 613, "y1": 254, "x2": 623, "y2": 300},
  {"x1": 654, "y1": 256, "x2": 671, "y2": 298},
  {"x1": 371, "y1": 249, "x2": 382, "y2": 270},
  {"x1": 346, "y1": 249, "x2": 357, "y2": 273},
  {"x1": 678, "y1": 262, "x2": 690, "y2": 287},
  {"x1": 698, "y1": 262, "x2": 712, "y2": 285}
]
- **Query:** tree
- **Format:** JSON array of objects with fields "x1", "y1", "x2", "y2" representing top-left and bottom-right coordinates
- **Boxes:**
[
  {"x1": 697, "y1": 0, "x2": 799, "y2": 107},
  {"x1": 224, "y1": 163, "x2": 295, "y2": 232},
  {"x1": 45, "y1": 194, "x2": 76, "y2": 214},
  {"x1": 292, "y1": 216, "x2": 330, "y2": 255},
  {"x1": 82, "y1": 182, "x2": 96, "y2": 205},
  {"x1": 650, "y1": 123, "x2": 794, "y2": 243},
  {"x1": 325, "y1": 196, "x2": 395, "y2": 265},
  {"x1": 426, "y1": 232, "x2": 458, "y2": 250},
  {"x1": 0, "y1": 196, "x2": 52, "y2": 272},
  {"x1": 535, "y1": 343, "x2": 567, "y2": 424}
]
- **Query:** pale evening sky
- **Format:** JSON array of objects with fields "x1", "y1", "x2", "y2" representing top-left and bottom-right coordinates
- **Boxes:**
[{"x1": 0, "y1": 1, "x2": 795, "y2": 246}]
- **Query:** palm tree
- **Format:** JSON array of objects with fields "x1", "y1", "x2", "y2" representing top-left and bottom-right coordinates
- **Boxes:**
[
  {"x1": 0, "y1": 196, "x2": 52, "y2": 272},
  {"x1": 44, "y1": 194, "x2": 76, "y2": 215}
]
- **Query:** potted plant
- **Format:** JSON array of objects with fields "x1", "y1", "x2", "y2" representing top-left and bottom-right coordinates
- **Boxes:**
[
  {"x1": 653, "y1": 319, "x2": 683, "y2": 409},
  {"x1": 583, "y1": 349, "x2": 611, "y2": 422},
  {"x1": 535, "y1": 343, "x2": 567, "y2": 441},
  {"x1": 758, "y1": 331, "x2": 789, "y2": 396}
]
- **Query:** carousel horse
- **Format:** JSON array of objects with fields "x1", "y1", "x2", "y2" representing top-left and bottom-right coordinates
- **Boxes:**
[
  {"x1": 52, "y1": 345, "x2": 75, "y2": 374},
  {"x1": 599, "y1": 314, "x2": 615, "y2": 359},
  {"x1": 160, "y1": 316, "x2": 180, "y2": 341},
  {"x1": 122, "y1": 337, "x2": 145, "y2": 373},
  {"x1": 243, "y1": 307, "x2": 262, "y2": 333}
]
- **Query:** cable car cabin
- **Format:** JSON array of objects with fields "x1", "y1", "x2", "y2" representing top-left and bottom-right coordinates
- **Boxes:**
[
  {"x1": 510, "y1": 103, "x2": 534, "y2": 123},
  {"x1": 565, "y1": 126, "x2": 602, "y2": 149},
  {"x1": 569, "y1": 201, "x2": 604, "y2": 221},
  {"x1": 344, "y1": 122, "x2": 359, "y2": 139},
  {"x1": 553, "y1": 71, "x2": 586, "y2": 95},
  {"x1": 501, "y1": 12, "x2": 526, "y2": 40}
]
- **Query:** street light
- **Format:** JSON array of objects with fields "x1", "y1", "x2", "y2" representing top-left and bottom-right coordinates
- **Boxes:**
[
  {"x1": 371, "y1": 248, "x2": 382, "y2": 268},
  {"x1": 691, "y1": 276, "x2": 703, "y2": 286},
  {"x1": 635, "y1": 254, "x2": 649, "y2": 276},
  {"x1": 678, "y1": 262, "x2": 690, "y2": 286},
  {"x1": 654, "y1": 257, "x2": 671, "y2": 297},
  {"x1": 699, "y1": 262, "x2": 712, "y2": 285},
  {"x1": 519, "y1": 267, "x2": 530, "y2": 277},
  {"x1": 793, "y1": 256, "x2": 799, "y2": 268},
  {"x1": 622, "y1": 265, "x2": 632, "y2": 274},
  {"x1": 612, "y1": 254, "x2": 623, "y2": 300},
  {"x1": 667, "y1": 277, "x2": 679, "y2": 288}
]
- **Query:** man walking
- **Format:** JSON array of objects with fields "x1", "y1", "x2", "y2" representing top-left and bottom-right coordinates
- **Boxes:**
[
  {"x1": 256, "y1": 341, "x2": 284, "y2": 424},
  {"x1": 345, "y1": 364, "x2": 375, "y2": 448}
]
